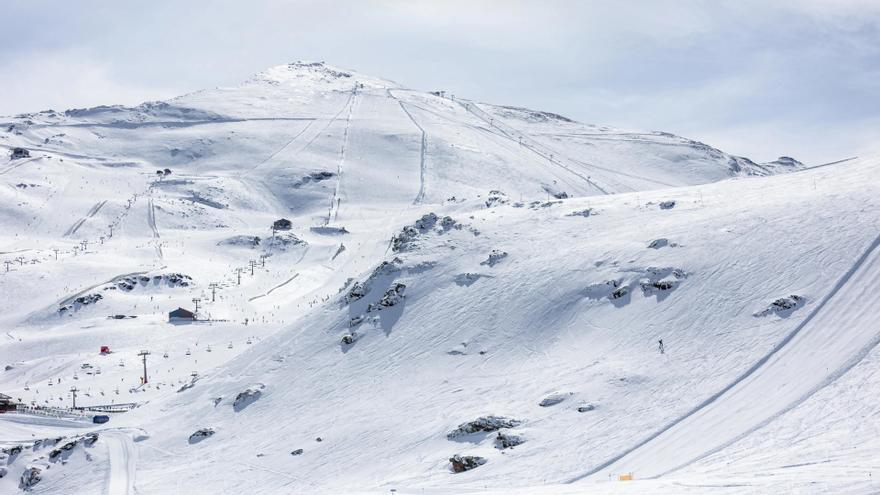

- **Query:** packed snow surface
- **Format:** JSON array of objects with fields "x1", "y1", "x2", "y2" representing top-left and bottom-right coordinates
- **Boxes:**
[{"x1": 1, "y1": 61, "x2": 878, "y2": 494}]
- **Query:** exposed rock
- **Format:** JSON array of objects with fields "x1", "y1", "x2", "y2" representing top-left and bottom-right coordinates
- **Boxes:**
[
  {"x1": 577, "y1": 404, "x2": 598, "y2": 413},
  {"x1": 19, "y1": 467, "x2": 41, "y2": 490},
  {"x1": 454, "y1": 273, "x2": 484, "y2": 286},
  {"x1": 539, "y1": 392, "x2": 571, "y2": 407},
  {"x1": 233, "y1": 384, "x2": 265, "y2": 412},
  {"x1": 648, "y1": 238, "x2": 669, "y2": 249},
  {"x1": 83, "y1": 433, "x2": 99, "y2": 446},
  {"x1": 754, "y1": 295, "x2": 805, "y2": 317},
  {"x1": 263, "y1": 232, "x2": 306, "y2": 251},
  {"x1": 345, "y1": 258, "x2": 404, "y2": 303},
  {"x1": 495, "y1": 431, "x2": 525, "y2": 449},
  {"x1": 310, "y1": 225, "x2": 348, "y2": 235},
  {"x1": 346, "y1": 281, "x2": 369, "y2": 303},
  {"x1": 609, "y1": 286, "x2": 629, "y2": 300},
  {"x1": 585, "y1": 280, "x2": 620, "y2": 300},
  {"x1": 341, "y1": 333, "x2": 356, "y2": 345},
  {"x1": 485, "y1": 190, "x2": 509, "y2": 208},
  {"x1": 59, "y1": 293, "x2": 104, "y2": 314},
  {"x1": 188, "y1": 428, "x2": 215, "y2": 444},
  {"x1": 566, "y1": 208, "x2": 594, "y2": 217},
  {"x1": 639, "y1": 267, "x2": 688, "y2": 297},
  {"x1": 450, "y1": 454, "x2": 487, "y2": 473},
  {"x1": 447, "y1": 416, "x2": 523, "y2": 438},
  {"x1": 659, "y1": 200, "x2": 676, "y2": 210},
  {"x1": 293, "y1": 171, "x2": 335, "y2": 188},
  {"x1": 369, "y1": 283, "x2": 406, "y2": 311},
  {"x1": 391, "y1": 213, "x2": 460, "y2": 252},
  {"x1": 290, "y1": 448, "x2": 304, "y2": 456},
  {"x1": 480, "y1": 250, "x2": 508, "y2": 267},
  {"x1": 111, "y1": 273, "x2": 192, "y2": 291},
  {"x1": 218, "y1": 235, "x2": 261, "y2": 248}
]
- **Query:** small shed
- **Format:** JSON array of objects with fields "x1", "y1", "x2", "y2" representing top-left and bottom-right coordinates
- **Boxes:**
[
  {"x1": 11, "y1": 148, "x2": 30, "y2": 159},
  {"x1": 0, "y1": 393, "x2": 17, "y2": 413},
  {"x1": 273, "y1": 218, "x2": 292, "y2": 231},
  {"x1": 100, "y1": 346, "x2": 111, "y2": 354},
  {"x1": 169, "y1": 307, "x2": 196, "y2": 322}
]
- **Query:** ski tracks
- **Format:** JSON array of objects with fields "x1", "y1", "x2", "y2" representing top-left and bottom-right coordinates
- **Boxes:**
[
  {"x1": 569, "y1": 231, "x2": 880, "y2": 482},
  {"x1": 388, "y1": 90, "x2": 428, "y2": 204},
  {"x1": 104, "y1": 430, "x2": 137, "y2": 495},
  {"x1": 147, "y1": 197, "x2": 163, "y2": 259},
  {"x1": 326, "y1": 87, "x2": 358, "y2": 224},
  {"x1": 459, "y1": 100, "x2": 613, "y2": 195},
  {"x1": 63, "y1": 200, "x2": 107, "y2": 237}
]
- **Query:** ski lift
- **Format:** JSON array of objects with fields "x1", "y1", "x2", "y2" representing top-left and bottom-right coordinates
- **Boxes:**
[
  {"x1": 95, "y1": 367, "x2": 102, "y2": 374},
  {"x1": 206, "y1": 345, "x2": 212, "y2": 352},
  {"x1": 118, "y1": 359, "x2": 125, "y2": 367},
  {"x1": 24, "y1": 382, "x2": 30, "y2": 391},
  {"x1": 163, "y1": 352, "x2": 169, "y2": 358},
  {"x1": 185, "y1": 348, "x2": 191, "y2": 356},
  {"x1": 246, "y1": 337, "x2": 252, "y2": 345},
  {"x1": 227, "y1": 342, "x2": 233, "y2": 349}
]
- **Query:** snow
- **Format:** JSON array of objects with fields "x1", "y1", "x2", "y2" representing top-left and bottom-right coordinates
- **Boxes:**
[{"x1": 1, "y1": 61, "x2": 877, "y2": 493}]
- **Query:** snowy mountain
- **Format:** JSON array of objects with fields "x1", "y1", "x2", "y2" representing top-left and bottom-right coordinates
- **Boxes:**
[{"x1": 2, "y1": 62, "x2": 877, "y2": 494}]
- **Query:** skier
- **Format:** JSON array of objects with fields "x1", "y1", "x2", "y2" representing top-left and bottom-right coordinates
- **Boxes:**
[{"x1": 658, "y1": 339, "x2": 665, "y2": 354}]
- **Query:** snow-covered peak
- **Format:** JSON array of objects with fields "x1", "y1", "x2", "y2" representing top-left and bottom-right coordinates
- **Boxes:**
[{"x1": 248, "y1": 60, "x2": 399, "y2": 90}]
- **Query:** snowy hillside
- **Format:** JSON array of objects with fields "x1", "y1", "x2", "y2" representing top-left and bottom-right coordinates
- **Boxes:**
[{"x1": 2, "y1": 62, "x2": 878, "y2": 494}]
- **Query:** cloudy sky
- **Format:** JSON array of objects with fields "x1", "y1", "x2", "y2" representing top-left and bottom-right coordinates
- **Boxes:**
[{"x1": 2, "y1": 0, "x2": 878, "y2": 164}]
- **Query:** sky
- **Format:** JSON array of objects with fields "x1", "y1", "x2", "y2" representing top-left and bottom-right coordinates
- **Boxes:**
[{"x1": 1, "y1": 0, "x2": 878, "y2": 164}]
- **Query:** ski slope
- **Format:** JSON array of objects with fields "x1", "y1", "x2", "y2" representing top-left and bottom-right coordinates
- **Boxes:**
[
  {"x1": 575, "y1": 230, "x2": 880, "y2": 481},
  {"x1": 0, "y1": 61, "x2": 877, "y2": 494}
]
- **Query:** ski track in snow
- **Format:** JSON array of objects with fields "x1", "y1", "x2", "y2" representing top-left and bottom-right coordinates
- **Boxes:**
[
  {"x1": 63, "y1": 200, "x2": 107, "y2": 237},
  {"x1": 104, "y1": 430, "x2": 137, "y2": 495},
  {"x1": 249, "y1": 273, "x2": 300, "y2": 301},
  {"x1": 388, "y1": 89, "x2": 428, "y2": 204},
  {"x1": 0, "y1": 156, "x2": 40, "y2": 176},
  {"x1": 570, "y1": 231, "x2": 880, "y2": 482},
  {"x1": 459, "y1": 99, "x2": 614, "y2": 195}
]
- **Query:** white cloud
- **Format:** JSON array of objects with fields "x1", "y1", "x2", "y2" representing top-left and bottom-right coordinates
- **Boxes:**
[{"x1": 0, "y1": 50, "x2": 180, "y2": 115}]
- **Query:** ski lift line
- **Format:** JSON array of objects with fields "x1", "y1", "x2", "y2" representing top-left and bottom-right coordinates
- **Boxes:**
[
  {"x1": 326, "y1": 86, "x2": 359, "y2": 225},
  {"x1": 458, "y1": 99, "x2": 611, "y2": 195},
  {"x1": 241, "y1": 88, "x2": 357, "y2": 179},
  {"x1": 239, "y1": 119, "x2": 316, "y2": 178},
  {"x1": 398, "y1": 96, "x2": 585, "y2": 195}
]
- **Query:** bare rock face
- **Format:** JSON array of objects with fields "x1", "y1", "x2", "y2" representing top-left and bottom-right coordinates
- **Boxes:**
[
  {"x1": 754, "y1": 295, "x2": 805, "y2": 317},
  {"x1": 495, "y1": 431, "x2": 525, "y2": 449},
  {"x1": 659, "y1": 200, "x2": 676, "y2": 210},
  {"x1": 391, "y1": 213, "x2": 460, "y2": 252},
  {"x1": 233, "y1": 384, "x2": 265, "y2": 412},
  {"x1": 188, "y1": 428, "x2": 216, "y2": 444},
  {"x1": 368, "y1": 283, "x2": 406, "y2": 311},
  {"x1": 449, "y1": 454, "x2": 487, "y2": 473},
  {"x1": 539, "y1": 392, "x2": 572, "y2": 407},
  {"x1": 19, "y1": 467, "x2": 41, "y2": 490},
  {"x1": 447, "y1": 416, "x2": 523, "y2": 438},
  {"x1": 480, "y1": 249, "x2": 508, "y2": 267}
]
